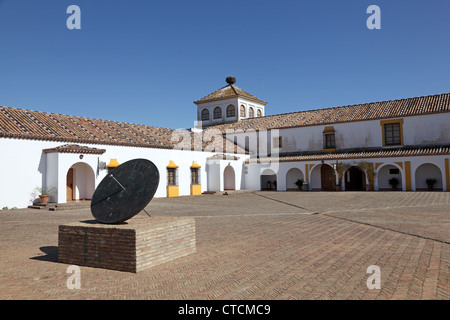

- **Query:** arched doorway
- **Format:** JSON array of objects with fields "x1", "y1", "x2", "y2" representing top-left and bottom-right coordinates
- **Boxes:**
[
  {"x1": 67, "y1": 162, "x2": 95, "y2": 202},
  {"x1": 415, "y1": 163, "x2": 443, "y2": 191},
  {"x1": 223, "y1": 165, "x2": 235, "y2": 190},
  {"x1": 321, "y1": 164, "x2": 336, "y2": 191},
  {"x1": 261, "y1": 169, "x2": 277, "y2": 190},
  {"x1": 286, "y1": 168, "x2": 304, "y2": 190},
  {"x1": 345, "y1": 166, "x2": 366, "y2": 191}
]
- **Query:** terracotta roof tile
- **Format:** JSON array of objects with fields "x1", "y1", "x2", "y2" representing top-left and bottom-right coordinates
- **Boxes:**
[
  {"x1": 247, "y1": 145, "x2": 450, "y2": 163},
  {"x1": 43, "y1": 144, "x2": 106, "y2": 154},
  {"x1": 213, "y1": 92, "x2": 450, "y2": 132},
  {"x1": 194, "y1": 84, "x2": 267, "y2": 105},
  {"x1": 0, "y1": 106, "x2": 248, "y2": 154}
]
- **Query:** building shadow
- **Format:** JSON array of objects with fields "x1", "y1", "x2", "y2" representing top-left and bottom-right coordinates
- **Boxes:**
[{"x1": 30, "y1": 246, "x2": 58, "y2": 263}]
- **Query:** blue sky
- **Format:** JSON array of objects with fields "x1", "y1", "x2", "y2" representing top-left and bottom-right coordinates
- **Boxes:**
[{"x1": 0, "y1": 0, "x2": 449, "y2": 129}]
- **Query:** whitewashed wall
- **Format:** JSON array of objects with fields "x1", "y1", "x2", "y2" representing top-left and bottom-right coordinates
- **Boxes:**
[
  {"x1": 246, "y1": 113, "x2": 450, "y2": 154},
  {"x1": 244, "y1": 155, "x2": 449, "y2": 192},
  {"x1": 0, "y1": 138, "x2": 249, "y2": 209},
  {"x1": 197, "y1": 96, "x2": 266, "y2": 127}
]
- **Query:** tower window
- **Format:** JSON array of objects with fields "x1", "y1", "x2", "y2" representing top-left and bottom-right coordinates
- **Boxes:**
[
  {"x1": 240, "y1": 105, "x2": 246, "y2": 117},
  {"x1": 226, "y1": 105, "x2": 236, "y2": 117},
  {"x1": 214, "y1": 107, "x2": 222, "y2": 119},
  {"x1": 257, "y1": 109, "x2": 262, "y2": 117},
  {"x1": 201, "y1": 109, "x2": 209, "y2": 121},
  {"x1": 249, "y1": 107, "x2": 254, "y2": 118}
]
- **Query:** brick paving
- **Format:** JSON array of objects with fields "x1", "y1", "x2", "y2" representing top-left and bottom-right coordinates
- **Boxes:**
[{"x1": 0, "y1": 191, "x2": 449, "y2": 300}]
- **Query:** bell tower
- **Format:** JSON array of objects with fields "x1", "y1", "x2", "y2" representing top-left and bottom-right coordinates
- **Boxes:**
[{"x1": 194, "y1": 77, "x2": 267, "y2": 128}]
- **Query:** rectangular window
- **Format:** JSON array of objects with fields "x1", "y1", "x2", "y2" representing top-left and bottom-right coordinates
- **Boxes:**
[
  {"x1": 389, "y1": 168, "x2": 400, "y2": 175},
  {"x1": 191, "y1": 168, "x2": 200, "y2": 185},
  {"x1": 323, "y1": 133, "x2": 336, "y2": 149},
  {"x1": 384, "y1": 123, "x2": 401, "y2": 146},
  {"x1": 273, "y1": 136, "x2": 282, "y2": 149},
  {"x1": 167, "y1": 168, "x2": 177, "y2": 186}
]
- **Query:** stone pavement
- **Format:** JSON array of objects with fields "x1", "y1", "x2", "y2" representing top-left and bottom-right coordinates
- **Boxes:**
[{"x1": 0, "y1": 191, "x2": 449, "y2": 300}]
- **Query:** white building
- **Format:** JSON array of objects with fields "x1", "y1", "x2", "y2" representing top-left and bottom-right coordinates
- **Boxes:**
[{"x1": 1, "y1": 78, "x2": 449, "y2": 209}]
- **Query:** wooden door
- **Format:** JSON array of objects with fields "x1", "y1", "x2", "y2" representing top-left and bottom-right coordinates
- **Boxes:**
[
  {"x1": 223, "y1": 166, "x2": 236, "y2": 190},
  {"x1": 67, "y1": 168, "x2": 74, "y2": 202},
  {"x1": 321, "y1": 165, "x2": 335, "y2": 191}
]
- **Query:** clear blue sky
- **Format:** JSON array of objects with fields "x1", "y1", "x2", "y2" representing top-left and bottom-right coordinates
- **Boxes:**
[{"x1": 0, "y1": 0, "x2": 449, "y2": 129}]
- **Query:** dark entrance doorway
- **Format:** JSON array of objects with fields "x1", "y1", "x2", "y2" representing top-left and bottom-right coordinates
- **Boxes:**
[
  {"x1": 321, "y1": 164, "x2": 335, "y2": 191},
  {"x1": 345, "y1": 166, "x2": 366, "y2": 191},
  {"x1": 66, "y1": 168, "x2": 74, "y2": 202}
]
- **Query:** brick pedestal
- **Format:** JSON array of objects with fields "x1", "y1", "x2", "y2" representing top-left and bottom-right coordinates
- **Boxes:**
[{"x1": 58, "y1": 216, "x2": 196, "y2": 273}]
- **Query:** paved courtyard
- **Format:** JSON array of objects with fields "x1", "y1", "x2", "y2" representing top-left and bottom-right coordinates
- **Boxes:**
[{"x1": 0, "y1": 191, "x2": 449, "y2": 300}]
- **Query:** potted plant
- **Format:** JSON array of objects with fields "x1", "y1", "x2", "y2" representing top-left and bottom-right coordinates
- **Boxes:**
[
  {"x1": 426, "y1": 178, "x2": 437, "y2": 191},
  {"x1": 33, "y1": 186, "x2": 56, "y2": 204},
  {"x1": 302, "y1": 182, "x2": 309, "y2": 191},
  {"x1": 388, "y1": 178, "x2": 399, "y2": 191},
  {"x1": 295, "y1": 179, "x2": 304, "y2": 191}
]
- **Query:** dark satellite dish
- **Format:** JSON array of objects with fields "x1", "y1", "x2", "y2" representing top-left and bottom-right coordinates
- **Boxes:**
[{"x1": 91, "y1": 159, "x2": 159, "y2": 224}]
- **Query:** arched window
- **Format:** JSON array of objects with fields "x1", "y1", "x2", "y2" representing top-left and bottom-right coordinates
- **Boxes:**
[
  {"x1": 240, "y1": 105, "x2": 246, "y2": 117},
  {"x1": 201, "y1": 109, "x2": 209, "y2": 121},
  {"x1": 249, "y1": 107, "x2": 254, "y2": 118},
  {"x1": 226, "y1": 105, "x2": 236, "y2": 117},
  {"x1": 257, "y1": 109, "x2": 262, "y2": 117},
  {"x1": 214, "y1": 107, "x2": 222, "y2": 119}
]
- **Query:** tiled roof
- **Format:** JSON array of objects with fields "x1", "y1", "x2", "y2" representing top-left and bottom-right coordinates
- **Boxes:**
[
  {"x1": 246, "y1": 145, "x2": 450, "y2": 163},
  {"x1": 43, "y1": 144, "x2": 106, "y2": 154},
  {"x1": 206, "y1": 154, "x2": 241, "y2": 161},
  {"x1": 194, "y1": 84, "x2": 267, "y2": 105},
  {"x1": 212, "y1": 92, "x2": 450, "y2": 132},
  {"x1": 0, "y1": 106, "x2": 248, "y2": 154}
]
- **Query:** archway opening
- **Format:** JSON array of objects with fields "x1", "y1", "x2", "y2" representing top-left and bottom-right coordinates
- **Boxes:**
[
  {"x1": 415, "y1": 163, "x2": 443, "y2": 191},
  {"x1": 377, "y1": 164, "x2": 402, "y2": 191},
  {"x1": 67, "y1": 162, "x2": 95, "y2": 202},
  {"x1": 345, "y1": 166, "x2": 366, "y2": 191},
  {"x1": 261, "y1": 169, "x2": 277, "y2": 191},
  {"x1": 286, "y1": 168, "x2": 304, "y2": 191},
  {"x1": 223, "y1": 165, "x2": 236, "y2": 190}
]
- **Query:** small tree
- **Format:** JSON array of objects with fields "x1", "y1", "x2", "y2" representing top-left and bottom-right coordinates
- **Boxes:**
[{"x1": 336, "y1": 163, "x2": 350, "y2": 186}]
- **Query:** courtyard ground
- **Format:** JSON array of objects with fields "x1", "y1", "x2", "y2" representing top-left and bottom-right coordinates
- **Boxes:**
[{"x1": 0, "y1": 191, "x2": 449, "y2": 300}]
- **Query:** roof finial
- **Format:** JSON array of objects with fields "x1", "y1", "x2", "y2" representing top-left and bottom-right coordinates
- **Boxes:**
[{"x1": 226, "y1": 76, "x2": 236, "y2": 85}]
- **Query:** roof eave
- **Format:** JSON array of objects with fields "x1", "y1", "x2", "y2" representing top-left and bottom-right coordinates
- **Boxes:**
[{"x1": 194, "y1": 95, "x2": 268, "y2": 106}]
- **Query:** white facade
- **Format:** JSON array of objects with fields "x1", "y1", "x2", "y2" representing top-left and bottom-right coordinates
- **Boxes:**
[
  {"x1": 264, "y1": 113, "x2": 450, "y2": 154},
  {"x1": 0, "y1": 138, "x2": 250, "y2": 209},
  {"x1": 196, "y1": 97, "x2": 266, "y2": 128},
  {"x1": 1, "y1": 84, "x2": 449, "y2": 210},
  {"x1": 243, "y1": 155, "x2": 449, "y2": 193}
]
